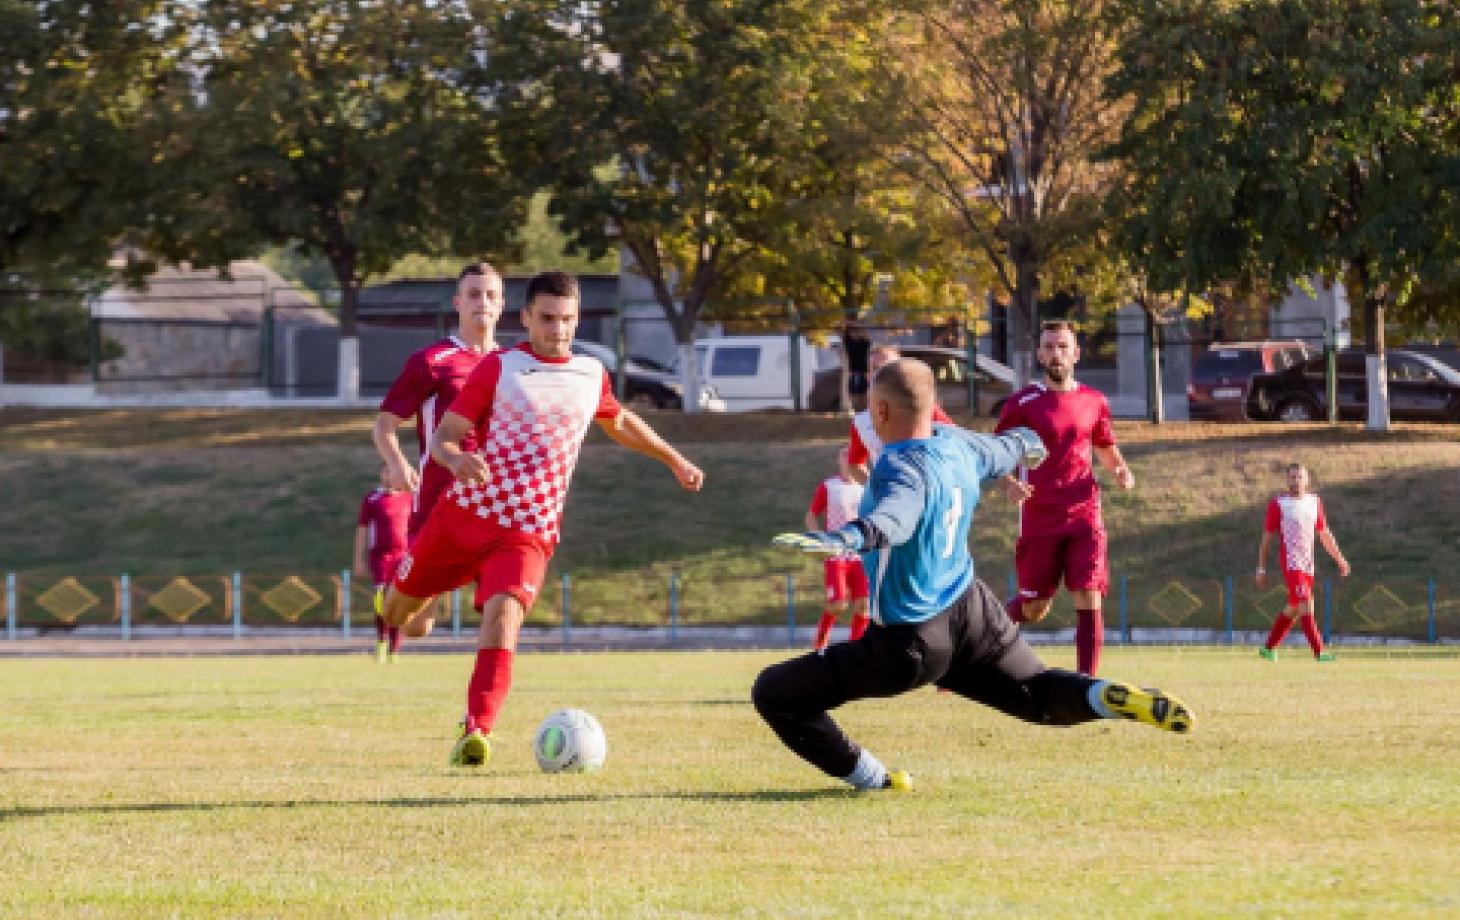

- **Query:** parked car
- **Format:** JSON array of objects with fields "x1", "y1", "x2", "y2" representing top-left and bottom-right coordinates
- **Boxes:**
[
  {"x1": 1187, "y1": 341, "x2": 1311, "y2": 421},
  {"x1": 807, "y1": 345, "x2": 1016, "y2": 417},
  {"x1": 498, "y1": 336, "x2": 725, "y2": 411},
  {"x1": 692, "y1": 335, "x2": 830, "y2": 411},
  {"x1": 1246, "y1": 347, "x2": 1460, "y2": 422}
]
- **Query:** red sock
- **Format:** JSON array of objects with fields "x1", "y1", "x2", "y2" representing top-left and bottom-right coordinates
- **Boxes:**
[
  {"x1": 1005, "y1": 596, "x2": 1025, "y2": 624},
  {"x1": 387, "y1": 626, "x2": 402, "y2": 654},
  {"x1": 465, "y1": 648, "x2": 514, "y2": 735},
  {"x1": 1075, "y1": 608, "x2": 1103, "y2": 675},
  {"x1": 374, "y1": 615, "x2": 388, "y2": 642},
  {"x1": 848, "y1": 613, "x2": 870, "y2": 641},
  {"x1": 1265, "y1": 614, "x2": 1295, "y2": 649},
  {"x1": 1299, "y1": 615, "x2": 1324, "y2": 656},
  {"x1": 813, "y1": 612, "x2": 837, "y2": 651}
]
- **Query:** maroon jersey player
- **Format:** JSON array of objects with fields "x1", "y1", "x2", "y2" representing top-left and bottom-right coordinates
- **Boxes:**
[
  {"x1": 353, "y1": 468, "x2": 413, "y2": 661},
  {"x1": 372, "y1": 262, "x2": 504, "y2": 537},
  {"x1": 995, "y1": 321, "x2": 1134, "y2": 675},
  {"x1": 379, "y1": 271, "x2": 705, "y2": 767}
]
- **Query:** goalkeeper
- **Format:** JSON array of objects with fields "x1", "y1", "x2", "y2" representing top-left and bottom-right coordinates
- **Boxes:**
[{"x1": 752, "y1": 358, "x2": 1194, "y2": 792}]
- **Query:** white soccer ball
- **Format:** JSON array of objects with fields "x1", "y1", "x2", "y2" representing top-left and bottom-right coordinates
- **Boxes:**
[{"x1": 532, "y1": 708, "x2": 607, "y2": 774}]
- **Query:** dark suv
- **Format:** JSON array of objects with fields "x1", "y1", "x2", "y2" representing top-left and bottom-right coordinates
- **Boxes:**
[
  {"x1": 1246, "y1": 348, "x2": 1460, "y2": 422},
  {"x1": 1187, "y1": 341, "x2": 1310, "y2": 421}
]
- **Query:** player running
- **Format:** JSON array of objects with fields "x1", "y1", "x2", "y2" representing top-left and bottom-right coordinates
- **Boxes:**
[
  {"x1": 353, "y1": 467, "x2": 413, "y2": 662},
  {"x1": 846, "y1": 344, "x2": 952, "y2": 484},
  {"x1": 378, "y1": 271, "x2": 705, "y2": 767},
  {"x1": 373, "y1": 261, "x2": 503, "y2": 538},
  {"x1": 755, "y1": 359, "x2": 1193, "y2": 792},
  {"x1": 805, "y1": 447, "x2": 869, "y2": 651},
  {"x1": 1255, "y1": 462, "x2": 1350, "y2": 661},
  {"x1": 995, "y1": 320, "x2": 1134, "y2": 676}
]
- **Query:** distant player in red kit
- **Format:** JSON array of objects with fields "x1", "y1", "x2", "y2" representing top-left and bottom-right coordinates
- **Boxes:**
[
  {"x1": 1256, "y1": 462, "x2": 1349, "y2": 661},
  {"x1": 373, "y1": 261, "x2": 503, "y2": 538},
  {"x1": 353, "y1": 468, "x2": 413, "y2": 662},
  {"x1": 995, "y1": 321, "x2": 1134, "y2": 675},
  {"x1": 847, "y1": 344, "x2": 953, "y2": 483},
  {"x1": 379, "y1": 271, "x2": 705, "y2": 767},
  {"x1": 805, "y1": 447, "x2": 869, "y2": 651}
]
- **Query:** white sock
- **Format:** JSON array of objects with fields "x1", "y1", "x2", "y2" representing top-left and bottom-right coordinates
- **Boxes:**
[
  {"x1": 841, "y1": 749, "x2": 888, "y2": 790},
  {"x1": 1087, "y1": 680, "x2": 1116, "y2": 719}
]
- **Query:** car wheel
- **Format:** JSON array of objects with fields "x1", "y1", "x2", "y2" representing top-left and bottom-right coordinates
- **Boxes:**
[{"x1": 1276, "y1": 397, "x2": 1319, "y2": 422}]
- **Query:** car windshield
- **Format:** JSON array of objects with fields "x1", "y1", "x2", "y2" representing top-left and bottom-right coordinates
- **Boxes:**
[
  {"x1": 1194, "y1": 351, "x2": 1263, "y2": 379},
  {"x1": 1416, "y1": 354, "x2": 1460, "y2": 385}
]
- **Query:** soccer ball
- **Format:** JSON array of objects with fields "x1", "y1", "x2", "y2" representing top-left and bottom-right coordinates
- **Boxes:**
[{"x1": 532, "y1": 708, "x2": 607, "y2": 773}]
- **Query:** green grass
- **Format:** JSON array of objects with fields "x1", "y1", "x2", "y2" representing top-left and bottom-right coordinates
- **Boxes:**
[
  {"x1": 2, "y1": 649, "x2": 1458, "y2": 918},
  {"x1": 2, "y1": 409, "x2": 1457, "y2": 631}
]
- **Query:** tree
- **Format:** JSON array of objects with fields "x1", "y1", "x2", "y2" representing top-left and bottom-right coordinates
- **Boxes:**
[
  {"x1": 491, "y1": 0, "x2": 840, "y2": 410},
  {"x1": 173, "y1": 1, "x2": 526, "y2": 400},
  {"x1": 882, "y1": 0, "x2": 1130, "y2": 382},
  {"x1": 1107, "y1": 0, "x2": 1460, "y2": 430}
]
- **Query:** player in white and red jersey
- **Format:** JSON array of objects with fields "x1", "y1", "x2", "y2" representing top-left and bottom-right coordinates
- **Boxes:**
[
  {"x1": 1255, "y1": 462, "x2": 1349, "y2": 661},
  {"x1": 847, "y1": 344, "x2": 952, "y2": 483},
  {"x1": 353, "y1": 467, "x2": 413, "y2": 662},
  {"x1": 379, "y1": 271, "x2": 705, "y2": 767},
  {"x1": 373, "y1": 262, "x2": 503, "y2": 537},
  {"x1": 994, "y1": 321, "x2": 1134, "y2": 676},
  {"x1": 805, "y1": 447, "x2": 869, "y2": 651}
]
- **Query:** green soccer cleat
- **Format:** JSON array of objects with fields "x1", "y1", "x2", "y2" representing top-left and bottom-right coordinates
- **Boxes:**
[
  {"x1": 1099, "y1": 682, "x2": 1195, "y2": 734},
  {"x1": 883, "y1": 770, "x2": 914, "y2": 792},
  {"x1": 1316, "y1": 651, "x2": 1337, "y2": 662},
  {"x1": 449, "y1": 729, "x2": 491, "y2": 767},
  {"x1": 1257, "y1": 647, "x2": 1277, "y2": 661},
  {"x1": 374, "y1": 640, "x2": 388, "y2": 663}
]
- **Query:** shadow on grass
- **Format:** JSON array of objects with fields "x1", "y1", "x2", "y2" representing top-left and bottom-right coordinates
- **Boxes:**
[{"x1": 1, "y1": 787, "x2": 858, "y2": 821}]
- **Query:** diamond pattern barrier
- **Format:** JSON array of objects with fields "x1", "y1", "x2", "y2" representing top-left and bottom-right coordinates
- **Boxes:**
[
  {"x1": 242, "y1": 574, "x2": 341, "y2": 626},
  {"x1": 1330, "y1": 578, "x2": 1434, "y2": 641},
  {"x1": 129, "y1": 576, "x2": 230, "y2": 626},
  {"x1": 15, "y1": 575, "x2": 117, "y2": 628}
]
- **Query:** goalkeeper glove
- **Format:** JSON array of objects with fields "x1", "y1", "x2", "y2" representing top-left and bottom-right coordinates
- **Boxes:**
[
  {"x1": 771, "y1": 529, "x2": 862, "y2": 555},
  {"x1": 1005, "y1": 426, "x2": 1048, "y2": 469}
]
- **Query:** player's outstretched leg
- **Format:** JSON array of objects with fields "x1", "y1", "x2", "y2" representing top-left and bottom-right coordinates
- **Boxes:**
[{"x1": 1088, "y1": 680, "x2": 1195, "y2": 733}]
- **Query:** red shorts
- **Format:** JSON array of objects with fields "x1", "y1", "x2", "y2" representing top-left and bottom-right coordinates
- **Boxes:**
[
  {"x1": 394, "y1": 502, "x2": 552, "y2": 611},
  {"x1": 1283, "y1": 570, "x2": 1315, "y2": 608},
  {"x1": 823, "y1": 557, "x2": 870, "y2": 604},
  {"x1": 369, "y1": 553, "x2": 404, "y2": 589},
  {"x1": 1014, "y1": 516, "x2": 1108, "y2": 599}
]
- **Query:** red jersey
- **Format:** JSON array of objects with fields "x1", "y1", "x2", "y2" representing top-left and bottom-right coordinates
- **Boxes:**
[
  {"x1": 1265, "y1": 493, "x2": 1327, "y2": 575},
  {"x1": 995, "y1": 382, "x2": 1115, "y2": 526},
  {"x1": 442, "y1": 343, "x2": 621, "y2": 544},
  {"x1": 357, "y1": 487, "x2": 413, "y2": 562},
  {"x1": 379, "y1": 335, "x2": 493, "y2": 530},
  {"x1": 810, "y1": 476, "x2": 864, "y2": 560},
  {"x1": 847, "y1": 404, "x2": 953, "y2": 468}
]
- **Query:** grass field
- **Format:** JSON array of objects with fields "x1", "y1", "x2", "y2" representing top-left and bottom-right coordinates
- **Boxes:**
[{"x1": 2, "y1": 648, "x2": 1458, "y2": 918}]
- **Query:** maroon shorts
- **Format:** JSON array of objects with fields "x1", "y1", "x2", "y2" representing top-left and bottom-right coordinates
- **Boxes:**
[
  {"x1": 1014, "y1": 516, "x2": 1108, "y2": 599},
  {"x1": 394, "y1": 502, "x2": 552, "y2": 611},
  {"x1": 823, "y1": 557, "x2": 870, "y2": 604},
  {"x1": 369, "y1": 553, "x2": 404, "y2": 589},
  {"x1": 407, "y1": 466, "x2": 454, "y2": 540},
  {"x1": 1283, "y1": 570, "x2": 1315, "y2": 608}
]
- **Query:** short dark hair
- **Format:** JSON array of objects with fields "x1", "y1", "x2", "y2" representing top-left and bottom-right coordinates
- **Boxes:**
[
  {"x1": 458, "y1": 261, "x2": 499, "y2": 282},
  {"x1": 525, "y1": 270, "x2": 580, "y2": 308},
  {"x1": 1041, "y1": 320, "x2": 1077, "y2": 334}
]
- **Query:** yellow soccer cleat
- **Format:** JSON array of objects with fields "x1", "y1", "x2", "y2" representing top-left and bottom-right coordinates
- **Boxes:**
[
  {"x1": 374, "y1": 640, "x2": 388, "y2": 664},
  {"x1": 373, "y1": 588, "x2": 385, "y2": 615},
  {"x1": 1099, "y1": 682, "x2": 1195, "y2": 734},
  {"x1": 449, "y1": 729, "x2": 491, "y2": 767},
  {"x1": 883, "y1": 770, "x2": 914, "y2": 792}
]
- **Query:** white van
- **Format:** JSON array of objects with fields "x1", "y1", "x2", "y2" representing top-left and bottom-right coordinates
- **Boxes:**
[{"x1": 692, "y1": 335, "x2": 835, "y2": 412}]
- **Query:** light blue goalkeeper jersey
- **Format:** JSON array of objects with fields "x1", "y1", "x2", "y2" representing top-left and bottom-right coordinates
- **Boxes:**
[{"x1": 852, "y1": 424, "x2": 1030, "y2": 626}]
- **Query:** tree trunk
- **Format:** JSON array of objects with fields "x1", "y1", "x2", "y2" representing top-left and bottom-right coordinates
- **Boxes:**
[
  {"x1": 329, "y1": 247, "x2": 361, "y2": 403},
  {"x1": 1009, "y1": 257, "x2": 1039, "y2": 386},
  {"x1": 676, "y1": 339, "x2": 701, "y2": 415},
  {"x1": 1146, "y1": 311, "x2": 1165, "y2": 424},
  {"x1": 1364, "y1": 293, "x2": 1389, "y2": 432}
]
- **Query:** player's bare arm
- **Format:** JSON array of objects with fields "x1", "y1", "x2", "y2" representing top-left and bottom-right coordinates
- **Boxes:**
[
  {"x1": 429, "y1": 410, "x2": 491, "y2": 486},
  {"x1": 848, "y1": 463, "x2": 870, "y2": 485},
  {"x1": 372, "y1": 411, "x2": 420, "y2": 492},
  {"x1": 1000, "y1": 474, "x2": 1033, "y2": 503},
  {"x1": 805, "y1": 510, "x2": 821, "y2": 532},
  {"x1": 1319, "y1": 529, "x2": 1350, "y2": 577},
  {"x1": 353, "y1": 526, "x2": 369, "y2": 578},
  {"x1": 1255, "y1": 531, "x2": 1273, "y2": 587},
  {"x1": 1095, "y1": 444, "x2": 1135, "y2": 490},
  {"x1": 596, "y1": 408, "x2": 705, "y2": 491}
]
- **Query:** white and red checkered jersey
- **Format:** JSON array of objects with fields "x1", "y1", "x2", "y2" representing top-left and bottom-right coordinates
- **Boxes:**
[
  {"x1": 443, "y1": 343, "x2": 621, "y2": 543},
  {"x1": 995, "y1": 382, "x2": 1115, "y2": 528},
  {"x1": 847, "y1": 404, "x2": 953, "y2": 468},
  {"x1": 1265, "y1": 493, "x2": 1327, "y2": 575},
  {"x1": 810, "y1": 476, "x2": 864, "y2": 560}
]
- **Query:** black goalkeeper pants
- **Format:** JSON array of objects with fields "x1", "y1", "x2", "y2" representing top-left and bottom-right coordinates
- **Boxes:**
[{"x1": 751, "y1": 577, "x2": 1102, "y2": 780}]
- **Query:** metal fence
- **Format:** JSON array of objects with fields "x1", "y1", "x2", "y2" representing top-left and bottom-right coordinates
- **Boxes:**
[{"x1": 5, "y1": 569, "x2": 1456, "y2": 647}]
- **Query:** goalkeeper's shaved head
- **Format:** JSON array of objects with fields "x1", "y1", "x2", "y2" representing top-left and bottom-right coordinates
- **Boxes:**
[{"x1": 872, "y1": 358, "x2": 936, "y2": 421}]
